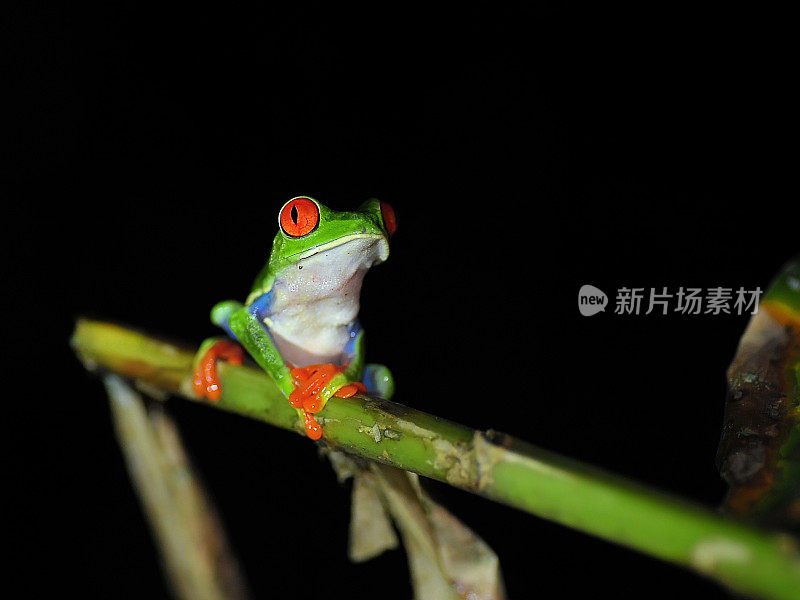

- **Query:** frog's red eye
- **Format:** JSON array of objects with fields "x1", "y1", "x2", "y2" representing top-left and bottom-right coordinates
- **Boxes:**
[
  {"x1": 380, "y1": 201, "x2": 397, "y2": 236},
  {"x1": 280, "y1": 197, "x2": 319, "y2": 237}
]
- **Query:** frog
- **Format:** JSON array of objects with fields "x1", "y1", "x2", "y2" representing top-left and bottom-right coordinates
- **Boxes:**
[{"x1": 191, "y1": 196, "x2": 397, "y2": 440}]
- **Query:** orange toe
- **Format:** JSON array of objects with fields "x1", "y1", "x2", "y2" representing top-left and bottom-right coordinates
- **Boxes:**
[
  {"x1": 303, "y1": 410, "x2": 323, "y2": 440},
  {"x1": 288, "y1": 363, "x2": 368, "y2": 439},
  {"x1": 334, "y1": 382, "x2": 367, "y2": 398},
  {"x1": 192, "y1": 340, "x2": 243, "y2": 402}
]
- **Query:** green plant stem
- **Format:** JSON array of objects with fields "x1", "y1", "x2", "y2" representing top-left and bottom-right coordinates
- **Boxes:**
[{"x1": 71, "y1": 319, "x2": 800, "y2": 600}]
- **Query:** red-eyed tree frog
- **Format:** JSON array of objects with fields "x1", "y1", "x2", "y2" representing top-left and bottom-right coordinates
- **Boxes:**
[{"x1": 192, "y1": 197, "x2": 397, "y2": 440}]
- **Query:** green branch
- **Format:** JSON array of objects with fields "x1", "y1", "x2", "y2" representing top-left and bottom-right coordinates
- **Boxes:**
[{"x1": 71, "y1": 318, "x2": 800, "y2": 600}]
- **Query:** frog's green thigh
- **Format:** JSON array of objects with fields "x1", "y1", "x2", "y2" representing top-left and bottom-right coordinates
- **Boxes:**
[
  {"x1": 362, "y1": 364, "x2": 395, "y2": 399},
  {"x1": 226, "y1": 306, "x2": 295, "y2": 396}
]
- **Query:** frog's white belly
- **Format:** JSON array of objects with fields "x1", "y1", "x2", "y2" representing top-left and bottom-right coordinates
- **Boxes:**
[{"x1": 265, "y1": 236, "x2": 387, "y2": 366}]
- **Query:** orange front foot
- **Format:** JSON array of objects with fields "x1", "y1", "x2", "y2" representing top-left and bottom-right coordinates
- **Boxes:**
[
  {"x1": 289, "y1": 364, "x2": 367, "y2": 439},
  {"x1": 192, "y1": 340, "x2": 243, "y2": 401}
]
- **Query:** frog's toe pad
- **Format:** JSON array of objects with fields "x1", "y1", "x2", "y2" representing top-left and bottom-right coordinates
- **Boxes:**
[
  {"x1": 192, "y1": 340, "x2": 243, "y2": 401},
  {"x1": 302, "y1": 410, "x2": 324, "y2": 440},
  {"x1": 334, "y1": 382, "x2": 367, "y2": 398}
]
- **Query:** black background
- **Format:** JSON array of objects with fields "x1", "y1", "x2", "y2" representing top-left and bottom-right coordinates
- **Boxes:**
[{"x1": 7, "y1": 3, "x2": 797, "y2": 599}]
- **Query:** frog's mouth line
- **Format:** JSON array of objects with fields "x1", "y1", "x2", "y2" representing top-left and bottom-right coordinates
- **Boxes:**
[{"x1": 289, "y1": 233, "x2": 389, "y2": 263}]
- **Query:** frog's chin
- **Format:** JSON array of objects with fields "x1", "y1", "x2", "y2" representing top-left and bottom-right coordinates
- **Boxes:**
[{"x1": 292, "y1": 233, "x2": 389, "y2": 264}]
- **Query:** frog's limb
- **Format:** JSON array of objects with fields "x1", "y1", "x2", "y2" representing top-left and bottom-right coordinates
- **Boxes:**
[
  {"x1": 192, "y1": 337, "x2": 243, "y2": 401},
  {"x1": 290, "y1": 361, "x2": 393, "y2": 439},
  {"x1": 226, "y1": 305, "x2": 295, "y2": 396},
  {"x1": 300, "y1": 322, "x2": 370, "y2": 411},
  {"x1": 341, "y1": 321, "x2": 367, "y2": 380},
  {"x1": 210, "y1": 300, "x2": 244, "y2": 334},
  {"x1": 201, "y1": 307, "x2": 377, "y2": 440},
  {"x1": 191, "y1": 301, "x2": 246, "y2": 401},
  {"x1": 228, "y1": 294, "x2": 341, "y2": 439},
  {"x1": 286, "y1": 365, "x2": 363, "y2": 439},
  {"x1": 362, "y1": 364, "x2": 395, "y2": 399},
  {"x1": 222, "y1": 302, "x2": 334, "y2": 438}
]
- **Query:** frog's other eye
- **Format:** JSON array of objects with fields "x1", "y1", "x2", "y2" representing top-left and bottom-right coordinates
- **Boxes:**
[
  {"x1": 380, "y1": 201, "x2": 397, "y2": 236},
  {"x1": 280, "y1": 197, "x2": 319, "y2": 237}
]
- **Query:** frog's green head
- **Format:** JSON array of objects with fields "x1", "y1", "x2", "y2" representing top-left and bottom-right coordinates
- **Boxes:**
[{"x1": 267, "y1": 196, "x2": 396, "y2": 272}]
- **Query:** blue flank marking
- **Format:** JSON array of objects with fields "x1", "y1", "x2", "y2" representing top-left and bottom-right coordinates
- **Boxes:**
[
  {"x1": 249, "y1": 290, "x2": 275, "y2": 321},
  {"x1": 217, "y1": 291, "x2": 274, "y2": 342},
  {"x1": 343, "y1": 320, "x2": 362, "y2": 359},
  {"x1": 238, "y1": 290, "x2": 280, "y2": 348}
]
